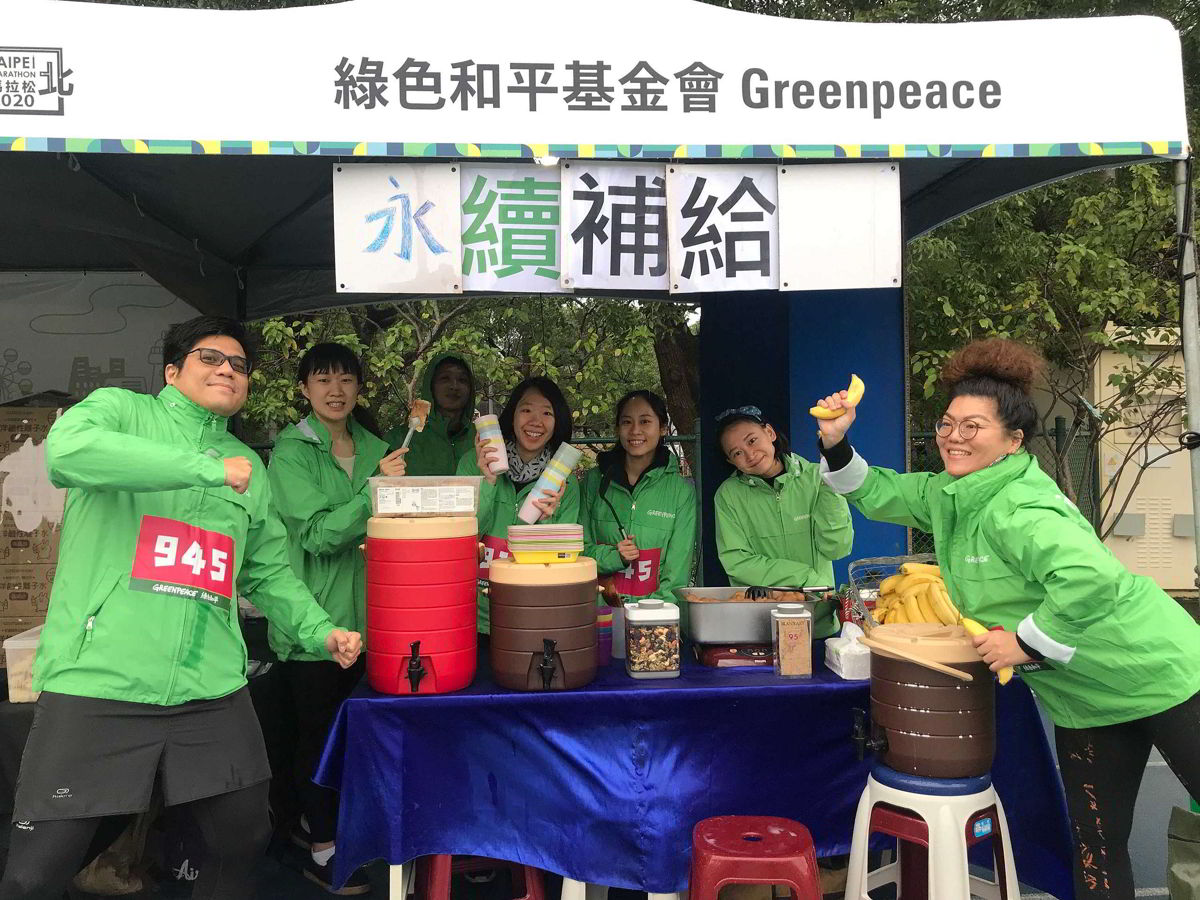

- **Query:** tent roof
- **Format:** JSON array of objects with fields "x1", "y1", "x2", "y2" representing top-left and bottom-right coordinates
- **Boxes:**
[{"x1": 1, "y1": 0, "x2": 1188, "y2": 317}]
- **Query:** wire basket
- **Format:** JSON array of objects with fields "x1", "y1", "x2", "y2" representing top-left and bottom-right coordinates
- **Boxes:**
[{"x1": 847, "y1": 553, "x2": 937, "y2": 628}]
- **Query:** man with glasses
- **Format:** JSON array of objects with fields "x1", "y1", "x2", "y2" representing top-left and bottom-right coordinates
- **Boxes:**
[{"x1": 0, "y1": 316, "x2": 362, "y2": 900}]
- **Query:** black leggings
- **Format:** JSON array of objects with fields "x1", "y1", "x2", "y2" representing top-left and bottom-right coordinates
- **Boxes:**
[
  {"x1": 1055, "y1": 690, "x2": 1200, "y2": 899},
  {"x1": 0, "y1": 780, "x2": 271, "y2": 900},
  {"x1": 282, "y1": 657, "x2": 363, "y2": 845}
]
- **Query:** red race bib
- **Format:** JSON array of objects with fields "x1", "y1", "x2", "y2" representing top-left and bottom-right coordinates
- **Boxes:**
[
  {"x1": 610, "y1": 547, "x2": 661, "y2": 598},
  {"x1": 477, "y1": 534, "x2": 510, "y2": 581},
  {"x1": 130, "y1": 515, "x2": 236, "y2": 612}
]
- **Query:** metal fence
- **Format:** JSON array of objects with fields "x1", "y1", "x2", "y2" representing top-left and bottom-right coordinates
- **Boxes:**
[{"x1": 908, "y1": 419, "x2": 1098, "y2": 555}]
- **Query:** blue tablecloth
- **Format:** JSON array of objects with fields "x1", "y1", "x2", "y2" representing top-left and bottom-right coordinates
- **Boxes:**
[{"x1": 317, "y1": 647, "x2": 1074, "y2": 898}]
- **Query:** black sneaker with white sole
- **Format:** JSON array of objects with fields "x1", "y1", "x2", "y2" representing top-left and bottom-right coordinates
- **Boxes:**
[{"x1": 303, "y1": 854, "x2": 371, "y2": 896}]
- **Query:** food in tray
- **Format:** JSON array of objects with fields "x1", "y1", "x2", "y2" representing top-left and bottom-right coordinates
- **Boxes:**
[
  {"x1": 682, "y1": 589, "x2": 813, "y2": 603},
  {"x1": 408, "y1": 398, "x2": 432, "y2": 431}
]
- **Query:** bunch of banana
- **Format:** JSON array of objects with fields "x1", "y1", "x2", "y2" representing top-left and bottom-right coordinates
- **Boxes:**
[
  {"x1": 871, "y1": 562, "x2": 958, "y2": 627},
  {"x1": 871, "y1": 561, "x2": 1013, "y2": 684}
]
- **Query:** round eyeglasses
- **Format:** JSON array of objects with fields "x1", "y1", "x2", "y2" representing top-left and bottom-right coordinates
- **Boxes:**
[{"x1": 934, "y1": 419, "x2": 983, "y2": 440}]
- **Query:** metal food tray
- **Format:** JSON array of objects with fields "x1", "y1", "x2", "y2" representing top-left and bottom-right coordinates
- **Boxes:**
[{"x1": 673, "y1": 587, "x2": 819, "y2": 645}]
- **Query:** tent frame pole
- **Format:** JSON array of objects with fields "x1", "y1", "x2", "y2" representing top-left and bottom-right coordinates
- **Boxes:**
[{"x1": 1175, "y1": 158, "x2": 1200, "y2": 591}]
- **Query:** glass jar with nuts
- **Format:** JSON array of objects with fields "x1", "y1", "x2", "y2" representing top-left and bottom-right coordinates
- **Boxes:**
[{"x1": 624, "y1": 598, "x2": 681, "y2": 679}]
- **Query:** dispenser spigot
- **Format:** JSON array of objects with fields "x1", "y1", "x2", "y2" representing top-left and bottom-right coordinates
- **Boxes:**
[
  {"x1": 406, "y1": 640, "x2": 427, "y2": 693},
  {"x1": 851, "y1": 707, "x2": 887, "y2": 761},
  {"x1": 537, "y1": 638, "x2": 558, "y2": 690}
]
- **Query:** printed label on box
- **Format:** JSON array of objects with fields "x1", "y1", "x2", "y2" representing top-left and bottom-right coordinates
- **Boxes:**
[{"x1": 376, "y1": 485, "x2": 475, "y2": 515}]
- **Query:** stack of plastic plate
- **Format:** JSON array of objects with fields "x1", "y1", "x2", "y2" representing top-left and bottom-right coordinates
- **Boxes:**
[{"x1": 507, "y1": 524, "x2": 584, "y2": 564}]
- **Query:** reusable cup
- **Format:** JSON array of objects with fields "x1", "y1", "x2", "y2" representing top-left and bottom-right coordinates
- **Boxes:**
[
  {"x1": 474, "y1": 413, "x2": 509, "y2": 476},
  {"x1": 517, "y1": 442, "x2": 582, "y2": 524}
]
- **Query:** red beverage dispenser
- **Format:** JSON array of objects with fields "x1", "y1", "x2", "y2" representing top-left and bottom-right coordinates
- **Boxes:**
[{"x1": 366, "y1": 516, "x2": 478, "y2": 694}]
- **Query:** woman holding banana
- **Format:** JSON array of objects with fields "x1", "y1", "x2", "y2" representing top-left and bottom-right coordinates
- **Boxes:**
[
  {"x1": 713, "y1": 406, "x2": 855, "y2": 638},
  {"x1": 815, "y1": 337, "x2": 1200, "y2": 900}
]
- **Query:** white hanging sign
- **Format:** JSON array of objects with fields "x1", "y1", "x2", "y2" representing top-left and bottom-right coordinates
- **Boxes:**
[
  {"x1": 460, "y1": 164, "x2": 568, "y2": 294},
  {"x1": 666, "y1": 164, "x2": 779, "y2": 294},
  {"x1": 561, "y1": 162, "x2": 670, "y2": 292},
  {"x1": 778, "y1": 163, "x2": 902, "y2": 292},
  {"x1": 333, "y1": 163, "x2": 462, "y2": 294}
]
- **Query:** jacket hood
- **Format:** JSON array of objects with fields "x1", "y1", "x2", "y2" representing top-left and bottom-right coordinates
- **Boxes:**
[
  {"x1": 942, "y1": 450, "x2": 1034, "y2": 511},
  {"x1": 418, "y1": 352, "x2": 476, "y2": 420},
  {"x1": 276, "y1": 413, "x2": 383, "y2": 452}
]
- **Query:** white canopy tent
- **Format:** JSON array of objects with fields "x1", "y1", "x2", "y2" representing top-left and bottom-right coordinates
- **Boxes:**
[{"x1": 2, "y1": 0, "x2": 1197, "y2": 581}]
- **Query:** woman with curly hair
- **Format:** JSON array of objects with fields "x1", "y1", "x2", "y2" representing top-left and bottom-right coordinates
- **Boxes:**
[{"x1": 813, "y1": 337, "x2": 1199, "y2": 898}]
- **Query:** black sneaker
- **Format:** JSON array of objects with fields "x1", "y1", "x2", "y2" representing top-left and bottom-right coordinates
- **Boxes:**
[{"x1": 303, "y1": 854, "x2": 371, "y2": 896}]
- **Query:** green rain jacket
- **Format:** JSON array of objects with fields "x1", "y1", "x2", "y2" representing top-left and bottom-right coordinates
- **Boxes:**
[
  {"x1": 714, "y1": 452, "x2": 855, "y2": 638},
  {"x1": 267, "y1": 414, "x2": 388, "y2": 661},
  {"x1": 385, "y1": 352, "x2": 476, "y2": 476},
  {"x1": 457, "y1": 450, "x2": 582, "y2": 633},
  {"x1": 824, "y1": 448, "x2": 1200, "y2": 728},
  {"x1": 580, "y1": 447, "x2": 697, "y2": 604},
  {"x1": 34, "y1": 386, "x2": 336, "y2": 706}
]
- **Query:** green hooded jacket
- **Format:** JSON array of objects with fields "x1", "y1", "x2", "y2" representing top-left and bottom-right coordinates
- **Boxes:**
[
  {"x1": 266, "y1": 414, "x2": 388, "y2": 661},
  {"x1": 456, "y1": 449, "x2": 581, "y2": 633},
  {"x1": 580, "y1": 447, "x2": 697, "y2": 604},
  {"x1": 825, "y1": 449, "x2": 1200, "y2": 728},
  {"x1": 33, "y1": 386, "x2": 336, "y2": 706},
  {"x1": 714, "y1": 452, "x2": 855, "y2": 638},
  {"x1": 384, "y1": 353, "x2": 476, "y2": 476}
]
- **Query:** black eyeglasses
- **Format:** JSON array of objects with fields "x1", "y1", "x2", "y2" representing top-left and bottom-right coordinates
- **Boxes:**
[
  {"x1": 179, "y1": 347, "x2": 253, "y2": 376},
  {"x1": 934, "y1": 419, "x2": 986, "y2": 440}
]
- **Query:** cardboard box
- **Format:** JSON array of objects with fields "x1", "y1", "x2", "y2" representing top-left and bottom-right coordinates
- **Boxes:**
[
  {"x1": 0, "y1": 406, "x2": 65, "y2": 565},
  {"x1": 0, "y1": 615, "x2": 45, "y2": 643},
  {"x1": 0, "y1": 565, "x2": 55, "y2": 617}
]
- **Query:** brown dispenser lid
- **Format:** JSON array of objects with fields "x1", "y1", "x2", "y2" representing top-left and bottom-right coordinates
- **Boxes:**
[
  {"x1": 368, "y1": 516, "x2": 478, "y2": 539},
  {"x1": 868, "y1": 623, "x2": 982, "y2": 664},
  {"x1": 488, "y1": 557, "x2": 597, "y2": 585}
]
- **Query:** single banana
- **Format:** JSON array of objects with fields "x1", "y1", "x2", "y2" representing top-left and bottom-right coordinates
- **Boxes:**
[
  {"x1": 915, "y1": 584, "x2": 940, "y2": 624},
  {"x1": 891, "y1": 605, "x2": 910, "y2": 625},
  {"x1": 930, "y1": 582, "x2": 960, "y2": 626},
  {"x1": 962, "y1": 617, "x2": 1014, "y2": 685},
  {"x1": 899, "y1": 562, "x2": 941, "y2": 577},
  {"x1": 810, "y1": 374, "x2": 865, "y2": 419}
]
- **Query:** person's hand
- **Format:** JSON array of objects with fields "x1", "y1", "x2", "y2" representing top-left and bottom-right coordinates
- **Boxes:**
[
  {"x1": 815, "y1": 390, "x2": 858, "y2": 448},
  {"x1": 617, "y1": 536, "x2": 640, "y2": 563},
  {"x1": 378, "y1": 447, "x2": 408, "y2": 477},
  {"x1": 474, "y1": 433, "x2": 501, "y2": 485},
  {"x1": 325, "y1": 629, "x2": 362, "y2": 668},
  {"x1": 223, "y1": 457, "x2": 253, "y2": 494},
  {"x1": 531, "y1": 482, "x2": 566, "y2": 521},
  {"x1": 971, "y1": 629, "x2": 1032, "y2": 672}
]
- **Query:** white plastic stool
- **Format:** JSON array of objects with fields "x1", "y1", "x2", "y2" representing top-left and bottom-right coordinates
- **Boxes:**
[
  {"x1": 845, "y1": 765, "x2": 1019, "y2": 900},
  {"x1": 559, "y1": 876, "x2": 685, "y2": 900}
]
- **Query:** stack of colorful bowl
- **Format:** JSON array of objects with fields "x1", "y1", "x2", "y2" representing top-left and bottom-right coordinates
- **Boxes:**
[{"x1": 507, "y1": 524, "x2": 585, "y2": 564}]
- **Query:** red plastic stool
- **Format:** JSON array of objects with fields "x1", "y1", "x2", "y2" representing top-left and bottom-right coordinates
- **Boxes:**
[
  {"x1": 413, "y1": 855, "x2": 545, "y2": 900},
  {"x1": 688, "y1": 816, "x2": 821, "y2": 900}
]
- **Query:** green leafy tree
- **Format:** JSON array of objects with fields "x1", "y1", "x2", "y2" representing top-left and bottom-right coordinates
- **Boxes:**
[{"x1": 906, "y1": 164, "x2": 1185, "y2": 536}]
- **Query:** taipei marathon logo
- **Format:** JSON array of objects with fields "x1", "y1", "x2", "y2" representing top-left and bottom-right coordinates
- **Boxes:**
[{"x1": 0, "y1": 48, "x2": 74, "y2": 115}]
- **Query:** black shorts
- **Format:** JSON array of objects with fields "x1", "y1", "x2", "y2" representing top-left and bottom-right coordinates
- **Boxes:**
[{"x1": 13, "y1": 688, "x2": 270, "y2": 822}]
